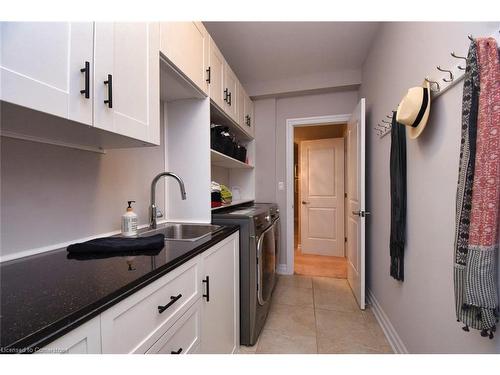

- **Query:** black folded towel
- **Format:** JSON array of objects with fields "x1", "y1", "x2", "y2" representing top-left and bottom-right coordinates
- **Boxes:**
[{"x1": 67, "y1": 234, "x2": 165, "y2": 255}]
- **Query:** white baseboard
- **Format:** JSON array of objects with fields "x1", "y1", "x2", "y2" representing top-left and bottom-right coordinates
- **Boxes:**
[
  {"x1": 276, "y1": 263, "x2": 291, "y2": 275},
  {"x1": 366, "y1": 289, "x2": 409, "y2": 354}
]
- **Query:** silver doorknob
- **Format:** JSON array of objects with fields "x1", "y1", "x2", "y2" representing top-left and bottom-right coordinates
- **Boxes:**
[
  {"x1": 302, "y1": 201, "x2": 310, "y2": 205},
  {"x1": 352, "y1": 210, "x2": 371, "y2": 217}
]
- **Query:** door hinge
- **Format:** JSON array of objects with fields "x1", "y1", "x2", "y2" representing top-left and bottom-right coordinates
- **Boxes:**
[{"x1": 344, "y1": 237, "x2": 347, "y2": 243}]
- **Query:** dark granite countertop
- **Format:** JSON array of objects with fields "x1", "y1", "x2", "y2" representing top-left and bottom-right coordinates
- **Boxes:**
[{"x1": 0, "y1": 225, "x2": 239, "y2": 353}]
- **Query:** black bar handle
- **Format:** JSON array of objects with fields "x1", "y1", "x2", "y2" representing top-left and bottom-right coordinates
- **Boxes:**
[
  {"x1": 104, "y1": 74, "x2": 113, "y2": 108},
  {"x1": 80, "y1": 61, "x2": 90, "y2": 99},
  {"x1": 224, "y1": 88, "x2": 228, "y2": 103},
  {"x1": 157, "y1": 293, "x2": 182, "y2": 314},
  {"x1": 170, "y1": 348, "x2": 183, "y2": 354},
  {"x1": 202, "y1": 276, "x2": 210, "y2": 302},
  {"x1": 228, "y1": 92, "x2": 232, "y2": 106},
  {"x1": 206, "y1": 67, "x2": 211, "y2": 83}
]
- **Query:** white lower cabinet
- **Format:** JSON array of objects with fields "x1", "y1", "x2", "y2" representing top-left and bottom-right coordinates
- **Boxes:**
[
  {"x1": 100, "y1": 257, "x2": 201, "y2": 354},
  {"x1": 146, "y1": 299, "x2": 202, "y2": 354},
  {"x1": 38, "y1": 317, "x2": 102, "y2": 354},
  {"x1": 200, "y1": 234, "x2": 239, "y2": 353},
  {"x1": 39, "y1": 232, "x2": 239, "y2": 354}
]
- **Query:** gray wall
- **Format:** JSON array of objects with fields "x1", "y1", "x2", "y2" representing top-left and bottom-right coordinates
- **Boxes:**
[
  {"x1": 1, "y1": 105, "x2": 166, "y2": 258},
  {"x1": 360, "y1": 22, "x2": 500, "y2": 353},
  {"x1": 254, "y1": 90, "x2": 359, "y2": 265}
]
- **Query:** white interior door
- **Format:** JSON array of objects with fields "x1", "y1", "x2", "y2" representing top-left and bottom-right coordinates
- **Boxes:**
[
  {"x1": 300, "y1": 138, "x2": 345, "y2": 257},
  {"x1": 346, "y1": 98, "x2": 366, "y2": 309},
  {"x1": 0, "y1": 22, "x2": 93, "y2": 125}
]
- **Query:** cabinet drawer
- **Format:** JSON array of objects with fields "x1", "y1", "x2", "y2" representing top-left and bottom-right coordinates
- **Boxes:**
[
  {"x1": 146, "y1": 299, "x2": 201, "y2": 354},
  {"x1": 101, "y1": 258, "x2": 201, "y2": 353},
  {"x1": 38, "y1": 317, "x2": 101, "y2": 354}
]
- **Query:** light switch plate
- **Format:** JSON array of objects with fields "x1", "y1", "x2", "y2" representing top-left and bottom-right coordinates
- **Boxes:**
[{"x1": 278, "y1": 181, "x2": 285, "y2": 191}]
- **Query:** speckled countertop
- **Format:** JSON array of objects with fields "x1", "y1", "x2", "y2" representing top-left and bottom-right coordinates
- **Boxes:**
[{"x1": 0, "y1": 225, "x2": 238, "y2": 353}]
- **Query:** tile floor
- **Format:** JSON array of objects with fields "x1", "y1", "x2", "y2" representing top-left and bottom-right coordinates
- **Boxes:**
[{"x1": 238, "y1": 275, "x2": 393, "y2": 354}]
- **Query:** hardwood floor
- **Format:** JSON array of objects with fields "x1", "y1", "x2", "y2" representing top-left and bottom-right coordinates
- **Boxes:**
[{"x1": 294, "y1": 248, "x2": 347, "y2": 278}]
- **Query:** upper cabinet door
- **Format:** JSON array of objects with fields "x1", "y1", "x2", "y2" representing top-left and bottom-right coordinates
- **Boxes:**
[
  {"x1": 237, "y1": 81, "x2": 245, "y2": 127},
  {"x1": 223, "y1": 62, "x2": 238, "y2": 122},
  {"x1": 0, "y1": 22, "x2": 93, "y2": 125},
  {"x1": 237, "y1": 84, "x2": 254, "y2": 138},
  {"x1": 244, "y1": 94, "x2": 255, "y2": 138},
  {"x1": 208, "y1": 36, "x2": 225, "y2": 110},
  {"x1": 94, "y1": 22, "x2": 160, "y2": 145},
  {"x1": 160, "y1": 22, "x2": 209, "y2": 95}
]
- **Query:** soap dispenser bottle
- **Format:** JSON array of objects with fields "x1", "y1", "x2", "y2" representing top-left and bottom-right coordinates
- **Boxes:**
[{"x1": 121, "y1": 201, "x2": 138, "y2": 237}]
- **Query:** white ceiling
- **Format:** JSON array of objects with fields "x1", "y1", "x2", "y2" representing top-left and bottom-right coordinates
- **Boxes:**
[{"x1": 204, "y1": 22, "x2": 381, "y2": 93}]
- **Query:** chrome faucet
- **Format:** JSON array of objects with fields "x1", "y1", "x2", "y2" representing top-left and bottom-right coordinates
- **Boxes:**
[{"x1": 150, "y1": 172, "x2": 187, "y2": 229}]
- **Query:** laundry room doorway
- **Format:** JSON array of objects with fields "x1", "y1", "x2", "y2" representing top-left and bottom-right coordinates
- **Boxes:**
[
  {"x1": 286, "y1": 99, "x2": 367, "y2": 309},
  {"x1": 293, "y1": 124, "x2": 347, "y2": 278}
]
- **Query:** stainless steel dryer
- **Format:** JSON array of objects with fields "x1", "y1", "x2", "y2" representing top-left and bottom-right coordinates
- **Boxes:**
[{"x1": 212, "y1": 202, "x2": 280, "y2": 346}]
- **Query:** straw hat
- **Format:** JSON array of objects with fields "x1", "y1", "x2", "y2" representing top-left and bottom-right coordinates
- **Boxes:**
[{"x1": 396, "y1": 81, "x2": 431, "y2": 139}]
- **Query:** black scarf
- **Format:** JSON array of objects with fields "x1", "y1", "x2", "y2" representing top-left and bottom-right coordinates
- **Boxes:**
[{"x1": 389, "y1": 111, "x2": 407, "y2": 281}]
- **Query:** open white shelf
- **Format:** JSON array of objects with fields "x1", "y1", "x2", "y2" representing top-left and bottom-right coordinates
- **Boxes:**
[
  {"x1": 211, "y1": 199, "x2": 255, "y2": 211},
  {"x1": 210, "y1": 101, "x2": 253, "y2": 142},
  {"x1": 211, "y1": 149, "x2": 254, "y2": 169}
]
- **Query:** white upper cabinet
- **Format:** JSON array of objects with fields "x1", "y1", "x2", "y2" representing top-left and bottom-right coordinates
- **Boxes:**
[
  {"x1": 160, "y1": 22, "x2": 209, "y2": 95},
  {"x1": 1, "y1": 22, "x2": 160, "y2": 146},
  {"x1": 243, "y1": 93, "x2": 255, "y2": 137},
  {"x1": 208, "y1": 36, "x2": 226, "y2": 110},
  {"x1": 237, "y1": 83, "x2": 254, "y2": 138},
  {"x1": 237, "y1": 81, "x2": 245, "y2": 127},
  {"x1": 94, "y1": 22, "x2": 160, "y2": 145},
  {"x1": 223, "y1": 62, "x2": 238, "y2": 122},
  {"x1": 0, "y1": 22, "x2": 94, "y2": 125}
]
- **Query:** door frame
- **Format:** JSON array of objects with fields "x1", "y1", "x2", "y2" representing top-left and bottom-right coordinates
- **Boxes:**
[{"x1": 284, "y1": 114, "x2": 351, "y2": 275}]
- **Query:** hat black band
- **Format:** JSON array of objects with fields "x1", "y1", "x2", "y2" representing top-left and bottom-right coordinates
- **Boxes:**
[{"x1": 411, "y1": 87, "x2": 428, "y2": 128}]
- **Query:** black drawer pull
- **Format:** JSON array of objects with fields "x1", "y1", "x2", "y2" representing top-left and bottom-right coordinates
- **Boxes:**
[
  {"x1": 202, "y1": 276, "x2": 210, "y2": 302},
  {"x1": 157, "y1": 293, "x2": 182, "y2": 314},
  {"x1": 206, "y1": 67, "x2": 211, "y2": 83},
  {"x1": 104, "y1": 74, "x2": 113, "y2": 108},
  {"x1": 224, "y1": 88, "x2": 228, "y2": 102},
  {"x1": 228, "y1": 91, "x2": 232, "y2": 106},
  {"x1": 171, "y1": 347, "x2": 183, "y2": 354},
  {"x1": 80, "y1": 61, "x2": 90, "y2": 99}
]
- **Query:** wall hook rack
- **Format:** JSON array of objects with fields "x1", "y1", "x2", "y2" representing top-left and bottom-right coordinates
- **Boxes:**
[
  {"x1": 437, "y1": 66, "x2": 454, "y2": 82},
  {"x1": 451, "y1": 52, "x2": 467, "y2": 70},
  {"x1": 374, "y1": 28, "x2": 500, "y2": 140}
]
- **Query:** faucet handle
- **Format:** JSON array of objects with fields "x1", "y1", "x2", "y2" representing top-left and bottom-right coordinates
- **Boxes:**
[{"x1": 156, "y1": 208, "x2": 164, "y2": 219}]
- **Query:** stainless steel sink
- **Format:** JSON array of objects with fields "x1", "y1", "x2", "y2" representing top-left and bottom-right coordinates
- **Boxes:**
[{"x1": 137, "y1": 223, "x2": 223, "y2": 242}]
